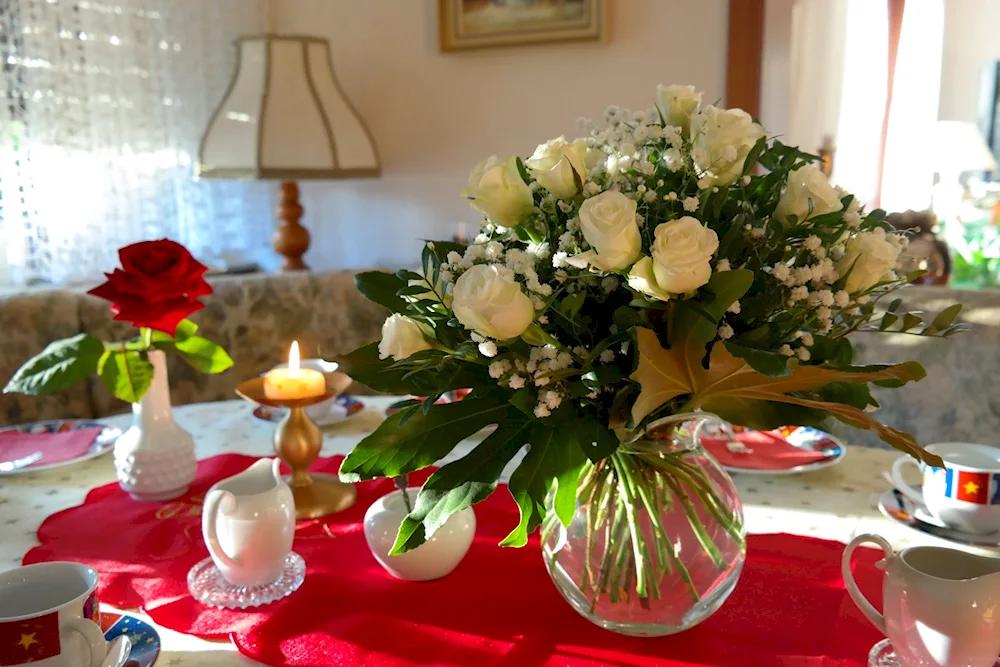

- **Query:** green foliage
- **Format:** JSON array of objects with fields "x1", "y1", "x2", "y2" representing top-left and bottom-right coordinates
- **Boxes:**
[
  {"x1": 336, "y1": 343, "x2": 487, "y2": 395},
  {"x1": 339, "y1": 397, "x2": 510, "y2": 482},
  {"x1": 354, "y1": 271, "x2": 409, "y2": 314},
  {"x1": 97, "y1": 349, "x2": 154, "y2": 403},
  {"x1": 390, "y1": 414, "x2": 532, "y2": 554},
  {"x1": 4, "y1": 334, "x2": 104, "y2": 395}
]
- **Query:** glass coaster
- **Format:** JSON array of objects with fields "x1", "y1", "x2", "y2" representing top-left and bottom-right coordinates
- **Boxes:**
[
  {"x1": 187, "y1": 552, "x2": 305, "y2": 609},
  {"x1": 868, "y1": 638, "x2": 1000, "y2": 666}
]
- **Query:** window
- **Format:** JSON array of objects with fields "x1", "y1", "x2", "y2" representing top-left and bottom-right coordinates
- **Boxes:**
[{"x1": 0, "y1": 0, "x2": 276, "y2": 286}]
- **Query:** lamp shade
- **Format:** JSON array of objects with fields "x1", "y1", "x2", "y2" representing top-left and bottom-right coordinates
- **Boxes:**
[
  {"x1": 931, "y1": 120, "x2": 998, "y2": 175},
  {"x1": 197, "y1": 35, "x2": 380, "y2": 180}
]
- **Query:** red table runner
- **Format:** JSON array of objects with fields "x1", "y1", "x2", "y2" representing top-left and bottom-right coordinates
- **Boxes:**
[{"x1": 24, "y1": 455, "x2": 886, "y2": 666}]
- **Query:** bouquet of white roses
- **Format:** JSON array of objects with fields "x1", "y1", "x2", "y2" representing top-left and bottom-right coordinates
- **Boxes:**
[{"x1": 337, "y1": 84, "x2": 961, "y2": 577}]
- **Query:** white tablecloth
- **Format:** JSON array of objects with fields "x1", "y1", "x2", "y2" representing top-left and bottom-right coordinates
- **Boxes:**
[{"x1": 0, "y1": 397, "x2": 973, "y2": 666}]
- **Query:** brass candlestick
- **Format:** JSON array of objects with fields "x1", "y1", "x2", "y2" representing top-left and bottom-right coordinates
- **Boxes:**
[{"x1": 236, "y1": 373, "x2": 357, "y2": 519}]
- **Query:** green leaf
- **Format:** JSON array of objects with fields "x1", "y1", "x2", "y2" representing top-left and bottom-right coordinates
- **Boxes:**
[
  {"x1": 741, "y1": 136, "x2": 767, "y2": 177},
  {"x1": 173, "y1": 336, "x2": 234, "y2": 374},
  {"x1": 515, "y1": 156, "x2": 532, "y2": 185},
  {"x1": 339, "y1": 397, "x2": 509, "y2": 482},
  {"x1": 675, "y1": 270, "x2": 754, "y2": 347},
  {"x1": 559, "y1": 292, "x2": 587, "y2": 321},
  {"x1": 879, "y1": 313, "x2": 899, "y2": 331},
  {"x1": 174, "y1": 319, "x2": 198, "y2": 341},
  {"x1": 4, "y1": 334, "x2": 104, "y2": 395},
  {"x1": 501, "y1": 423, "x2": 585, "y2": 547},
  {"x1": 899, "y1": 313, "x2": 923, "y2": 332},
  {"x1": 520, "y1": 324, "x2": 561, "y2": 347},
  {"x1": 335, "y1": 343, "x2": 486, "y2": 395},
  {"x1": 355, "y1": 271, "x2": 408, "y2": 313},
  {"x1": 97, "y1": 349, "x2": 154, "y2": 403},
  {"x1": 887, "y1": 298, "x2": 903, "y2": 313},
  {"x1": 389, "y1": 414, "x2": 532, "y2": 554},
  {"x1": 570, "y1": 415, "x2": 619, "y2": 463},
  {"x1": 509, "y1": 387, "x2": 536, "y2": 417},
  {"x1": 725, "y1": 342, "x2": 791, "y2": 377},
  {"x1": 928, "y1": 303, "x2": 962, "y2": 333}
]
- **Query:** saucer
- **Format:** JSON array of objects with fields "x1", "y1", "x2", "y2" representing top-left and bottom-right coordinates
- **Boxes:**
[
  {"x1": 252, "y1": 395, "x2": 365, "y2": 426},
  {"x1": 700, "y1": 423, "x2": 846, "y2": 476},
  {"x1": 100, "y1": 612, "x2": 161, "y2": 667},
  {"x1": 868, "y1": 638, "x2": 1000, "y2": 666},
  {"x1": 187, "y1": 552, "x2": 305, "y2": 609},
  {"x1": 878, "y1": 487, "x2": 1000, "y2": 549}
]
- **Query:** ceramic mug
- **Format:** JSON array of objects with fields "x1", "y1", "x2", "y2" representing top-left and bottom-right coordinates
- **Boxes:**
[
  {"x1": 202, "y1": 458, "x2": 296, "y2": 587},
  {"x1": 891, "y1": 442, "x2": 1000, "y2": 534},
  {"x1": 843, "y1": 533, "x2": 1000, "y2": 667},
  {"x1": 0, "y1": 562, "x2": 109, "y2": 667}
]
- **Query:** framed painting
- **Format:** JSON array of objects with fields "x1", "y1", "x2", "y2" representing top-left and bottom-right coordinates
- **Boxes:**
[{"x1": 439, "y1": 0, "x2": 604, "y2": 52}]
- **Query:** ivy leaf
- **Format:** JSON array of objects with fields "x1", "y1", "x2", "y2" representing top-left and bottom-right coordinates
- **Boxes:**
[
  {"x1": 390, "y1": 414, "x2": 532, "y2": 554},
  {"x1": 501, "y1": 423, "x2": 586, "y2": 547},
  {"x1": 97, "y1": 349, "x2": 154, "y2": 403},
  {"x1": 339, "y1": 397, "x2": 509, "y2": 482},
  {"x1": 4, "y1": 334, "x2": 104, "y2": 395},
  {"x1": 355, "y1": 271, "x2": 408, "y2": 313},
  {"x1": 630, "y1": 327, "x2": 939, "y2": 465}
]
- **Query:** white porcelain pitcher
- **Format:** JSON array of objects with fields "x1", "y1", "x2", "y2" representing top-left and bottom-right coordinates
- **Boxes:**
[
  {"x1": 202, "y1": 458, "x2": 295, "y2": 587},
  {"x1": 843, "y1": 534, "x2": 1000, "y2": 666}
]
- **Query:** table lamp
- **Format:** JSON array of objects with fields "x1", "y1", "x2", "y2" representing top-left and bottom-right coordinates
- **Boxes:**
[{"x1": 196, "y1": 35, "x2": 380, "y2": 270}]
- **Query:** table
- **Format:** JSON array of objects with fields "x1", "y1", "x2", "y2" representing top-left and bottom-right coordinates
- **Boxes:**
[{"x1": 0, "y1": 397, "x2": 976, "y2": 666}]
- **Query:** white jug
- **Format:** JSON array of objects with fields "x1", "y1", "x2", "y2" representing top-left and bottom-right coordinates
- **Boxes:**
[
  {"x1": 202, "y1": 458, "x2": 295, "y2": 587},
  {"x1": 843, "y1": 534, "x2": 1000, "y2": 666}
]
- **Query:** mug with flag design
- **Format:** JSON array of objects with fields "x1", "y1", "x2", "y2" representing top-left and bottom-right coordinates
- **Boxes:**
[
  {"x1": 891, "y1": 442, "x2": 1000, "y2": 535},
  {"x1": 0, "y1": 562, "x2": 110, "y2": 667}
]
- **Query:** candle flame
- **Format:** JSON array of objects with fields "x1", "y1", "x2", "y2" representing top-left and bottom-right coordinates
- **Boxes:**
[{"x1": 289, "y1": 341, "x2": 300, "y2": 372}]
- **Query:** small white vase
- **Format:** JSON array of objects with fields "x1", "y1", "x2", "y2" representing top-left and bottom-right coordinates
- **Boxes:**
[
  {"x1": 114, "y1": 350, "x2": 196, "y2": 501},
  {"x1": 364, "y1": 488, "x2": 475, "y2": 581}
]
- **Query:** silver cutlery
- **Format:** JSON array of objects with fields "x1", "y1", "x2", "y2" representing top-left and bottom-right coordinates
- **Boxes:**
[{"x1": 0, "y1": 451, "x2": 42, "y2": 472}]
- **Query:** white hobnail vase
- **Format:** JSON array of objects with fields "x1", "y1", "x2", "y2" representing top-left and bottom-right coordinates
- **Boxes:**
[{"x1": 113, "y1": 349, "x2": 196, "y2": 501}]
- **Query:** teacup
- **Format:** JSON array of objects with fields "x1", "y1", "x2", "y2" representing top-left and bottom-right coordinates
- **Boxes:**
[
  {"x1": 0, "y1": 562, "x2": 117, "y2": 667},
  {"x1": 891, "y1": 442, "x2": 1000, "y2": 534},
  {"x1": 267, "y1": 358, "x2": 341, "y2": 421},
  {"x1": 843, "y1": 534, "x2": 1000, "y2": 667}
]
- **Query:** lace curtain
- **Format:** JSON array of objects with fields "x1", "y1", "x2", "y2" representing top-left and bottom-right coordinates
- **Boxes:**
[{"x1": 0, "y1": 0, "x2": 276, "y2": 286}]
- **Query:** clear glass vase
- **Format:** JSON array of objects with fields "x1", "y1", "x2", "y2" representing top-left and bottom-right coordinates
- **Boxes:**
[{"x1": 541, "y1": 414, "x2": 746, "y2": 637}]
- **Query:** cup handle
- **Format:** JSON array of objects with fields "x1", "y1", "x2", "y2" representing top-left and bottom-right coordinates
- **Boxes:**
[
  {"x1": 63, "y1": 616, "x2": 106, "y2": 667},
  {"x1": 890, "y1": 455, "x2": 924, "y2": 505},
  {"x1": 841, "y1": 533, "x2": 892, "y2": 634},
  {"x1": 203, "y1": 489, "x2": 239, "y2": 570}
]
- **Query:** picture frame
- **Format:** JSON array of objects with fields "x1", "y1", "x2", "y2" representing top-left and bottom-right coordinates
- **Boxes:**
[{"x1": 439, "y1": 0, "x2": 604, "y2": 52}]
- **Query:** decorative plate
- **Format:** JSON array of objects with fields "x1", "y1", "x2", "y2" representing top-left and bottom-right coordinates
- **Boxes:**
[
  {"x1": 252, "y1": 394, "x2": 365, "y2": 425},
  {"x1": 0, "y1": 420, "x2": 121, "y2": 475},
  {"x1": 100, "y1": 612, "x2": 161, "y2": 667},
  {"x1": 878, "y1": 487, "x2": 1000, "y2": 549},
  {"x1": 700, "y1": 423, "x2": 846, "y2": 476}
]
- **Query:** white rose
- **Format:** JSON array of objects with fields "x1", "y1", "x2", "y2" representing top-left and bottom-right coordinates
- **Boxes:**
[
  {"x1": 656, "y1": 84, "x2": 702, "y2": 135},
  {"x1": 460, "y1": 155, "x2": 534, "y2": 228},
  {"x1": 525, "y1": 136, "x2": 589, "y2": 199},
  {"x1": 691, "y1": 105, "x2": 765, "y2": 186},
  {"x1": 572, "y1": 191, "x2": 642, "y2": 271},
  {"x1": 628, "y1": 217, "x2": 719, "y2": 299},
  {"x1": 775, "y1": 164, "x2": 844, "y2": 225},
  {"x1": 378, "y1": 314, "x2": 432, "y2": 361},
  {"x1": 836, "y1": 228, "x2": 902, "y2": 293},
  {"x1": 452, "y1": 264, "x2": 534, "y2": 339}
]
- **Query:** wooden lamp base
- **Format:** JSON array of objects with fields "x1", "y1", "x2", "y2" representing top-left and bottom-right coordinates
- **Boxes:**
[{"x1": 273, "y1": 180, "x2": 309, "y2": 271}]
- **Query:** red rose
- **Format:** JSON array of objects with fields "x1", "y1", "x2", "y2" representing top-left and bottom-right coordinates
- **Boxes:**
[{"x1": 88, "y1": 239, "x2": 212, "y2": 335}]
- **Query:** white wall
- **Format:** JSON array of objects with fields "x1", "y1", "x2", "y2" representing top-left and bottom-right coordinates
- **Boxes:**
[
  {"x1": 273, "y1": 0, "x2": 729, "y2": 271},
  {"x1": 939, "y1": 0, "x2": 1000, "y2": 123}
]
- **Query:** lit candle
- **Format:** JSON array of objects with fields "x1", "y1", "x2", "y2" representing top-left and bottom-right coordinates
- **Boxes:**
[{"x1": 263, "y1": 341, "x2": 326, "y2": 400}]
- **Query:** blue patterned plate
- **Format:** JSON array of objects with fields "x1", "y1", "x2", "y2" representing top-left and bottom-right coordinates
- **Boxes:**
[
  {"x1": 100, "y1": 612, "x2": 160, "y2": 667},
  {"x1": 0, "y1": 419, "x2": 121, "y2": 475}
]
